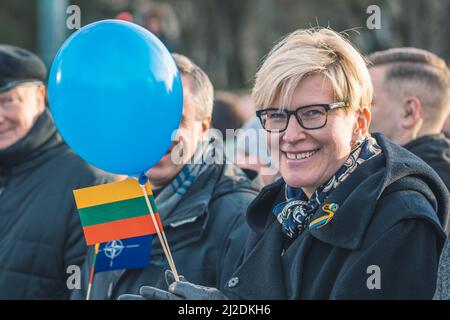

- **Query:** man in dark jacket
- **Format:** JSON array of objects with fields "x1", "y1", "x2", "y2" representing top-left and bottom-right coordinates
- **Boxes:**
[
  {"x1": 71, "y1": 53, "x2": 260, "y2": 300},
  {"x1": 368, "y1": 48, "x2": 450, "y2": 211},
  {"x1": 0, "y1": 45, "x2": 114, "y2": 299}
]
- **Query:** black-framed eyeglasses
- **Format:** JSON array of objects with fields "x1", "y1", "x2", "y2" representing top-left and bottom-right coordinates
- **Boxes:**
[{"x1": 256, "y1": 102, "x2": 346, "y2": 132}]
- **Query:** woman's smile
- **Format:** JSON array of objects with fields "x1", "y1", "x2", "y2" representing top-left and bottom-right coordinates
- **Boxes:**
[{"x1": 282, "y1": 148, "x2": 320, "y2": 163}]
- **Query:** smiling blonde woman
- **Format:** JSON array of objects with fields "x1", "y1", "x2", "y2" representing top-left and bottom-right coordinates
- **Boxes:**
[{"x1": 120, "y1": 27, "x2": 449, "y2": 300}]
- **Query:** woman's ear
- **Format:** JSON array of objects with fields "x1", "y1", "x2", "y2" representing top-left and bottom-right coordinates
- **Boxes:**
[{"x1": 353, "y1": 106, "x2": 371, "y2": 142}]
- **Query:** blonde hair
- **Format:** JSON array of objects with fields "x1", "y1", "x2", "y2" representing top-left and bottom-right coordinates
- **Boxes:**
[
  {"x1": 252, "y1": 28, "x2": 372, "y2": 113},
  {"x1": 172, "y1": 53, "x2": 214, "y2": 120}
]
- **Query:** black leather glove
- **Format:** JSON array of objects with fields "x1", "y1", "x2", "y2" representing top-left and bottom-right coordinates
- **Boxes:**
[{"x1": 118, "y1": 270, "x2": 228, "y2": 300}]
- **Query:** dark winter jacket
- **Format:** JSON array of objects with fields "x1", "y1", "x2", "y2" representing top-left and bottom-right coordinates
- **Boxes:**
[
  {"x1": 70, "y1": 164, "x2": 260, "y2": 300},
  {"x1": 404, "y1": 134, "x2": 450, "y2": 222},
  {"x1": 222, "y1": 133, "x2": 449, "y2": 300},
  {"x1": 0, "y1": 109, "x2": 114, "y2": 299},
  {"x1": 434, "y1": 234, "x2": 450, "y2": 299}
]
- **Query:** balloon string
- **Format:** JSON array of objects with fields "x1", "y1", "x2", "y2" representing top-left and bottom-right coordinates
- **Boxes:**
[{"x1": 139, "y1": 182, "x2": 180, "y2": 282}]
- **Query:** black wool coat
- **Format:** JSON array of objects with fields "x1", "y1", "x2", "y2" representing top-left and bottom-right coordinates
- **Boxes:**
[
  {"x1": 222, "y1": 133, "x2": 449, "y2": 300},
  {"x1": 403, "y1": 134, "x2": 450, "y2": 226}
]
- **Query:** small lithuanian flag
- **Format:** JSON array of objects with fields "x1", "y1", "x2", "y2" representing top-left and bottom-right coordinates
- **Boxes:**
[{"x1": 73, "y1": 179, "x2": 162, "y2": 245}]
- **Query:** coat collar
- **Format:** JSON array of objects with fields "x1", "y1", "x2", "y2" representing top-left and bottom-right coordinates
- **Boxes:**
[
  {"x1": 247, "y1": 133, "x2": 448, "y2": 251},
  {"x1": 403, "y1": 133, "x2": 450, "y2": 151},
  {"x1": 0, "y1": 109, "x2": 61, "y2": 169},
  {"x1": 0, "y1": 109, "x2": 63, "y2": 198},
  {"x1": 246, "y1": 177, "x2": 284, "y2": 234}
]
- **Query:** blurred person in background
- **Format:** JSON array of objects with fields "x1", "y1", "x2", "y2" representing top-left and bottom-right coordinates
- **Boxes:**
[
  {"x1": 211, "y1": 91, "x2": 246, "y2": 137},
  {"x1": 135, "y1": 1, "x2": 181, "y2": 52},
  {"x1": 368, "y1": 48, "x2": 450, "y2": 214},
  {"x1": 0, "y1": 45, "x2": 114, "y2": 299},
  {"x1": 232, "y1": 90, "x2": 257, "y2": 124},
  {"x1": 115, "y1": 11, "x2": 134, "y2": 22},
  {"x1": 212, "y1": 90, "x2": 278, "y2": 185},
  {"x1": 235, "y1": 116, "x2": 280, "y2": 186}
]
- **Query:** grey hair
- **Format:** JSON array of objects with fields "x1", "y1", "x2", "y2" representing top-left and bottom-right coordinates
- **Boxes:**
[{"x1": 172, "y1": 53, "x2": 214, "y2": 120}]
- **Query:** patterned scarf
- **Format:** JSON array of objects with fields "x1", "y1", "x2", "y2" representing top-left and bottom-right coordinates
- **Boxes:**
[
  {"x1": 273, "y1": 136, "x2": 382, "y2": 239},
  {"x1": 153, "y1": 140, "x2": 215, "y2": 220}
]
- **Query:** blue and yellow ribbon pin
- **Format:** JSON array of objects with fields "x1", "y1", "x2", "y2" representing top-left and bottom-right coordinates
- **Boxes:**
[{"x1": 309, "y1": 203, "x2": 339, "y2": 229}]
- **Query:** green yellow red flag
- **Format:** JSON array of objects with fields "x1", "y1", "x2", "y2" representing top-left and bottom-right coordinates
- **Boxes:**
[{"x1": 73, "y1": 179, "x2": 162, "y2": 245}]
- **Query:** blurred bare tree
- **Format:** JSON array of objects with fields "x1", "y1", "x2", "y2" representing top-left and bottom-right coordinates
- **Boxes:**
[
  {"x1": 0, "y1": 0, "x2": 449, "y2": 90},
  {"x1": 130, "y1": 0, "x2": 450, "y2": 90}
]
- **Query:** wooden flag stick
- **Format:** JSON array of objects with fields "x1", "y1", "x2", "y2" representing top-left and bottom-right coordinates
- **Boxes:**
[
  {"x1": 139, "y1": 183, "x2": 180, "y2": 282},
  {"x1": 86, "y1": 243, "x2": 100, "y2": 300}
]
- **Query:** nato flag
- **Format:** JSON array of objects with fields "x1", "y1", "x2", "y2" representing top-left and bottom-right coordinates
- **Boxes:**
[{"x1": 95, "y1": 234, "x2": 153, "y2": 273}]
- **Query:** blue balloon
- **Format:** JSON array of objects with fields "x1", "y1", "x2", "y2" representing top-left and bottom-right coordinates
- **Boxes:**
[{"x1": 48, "y1": 20, "x2": 183, "y2": 176}]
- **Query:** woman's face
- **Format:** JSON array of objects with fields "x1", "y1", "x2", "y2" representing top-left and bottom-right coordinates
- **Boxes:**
[{"x1": 268, "y1": 74, "x2": 366, "y2": 197}]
